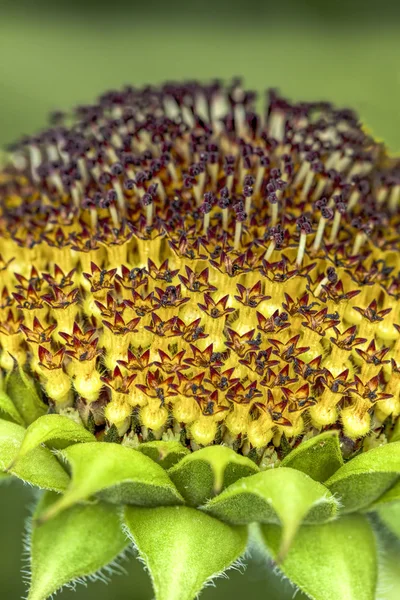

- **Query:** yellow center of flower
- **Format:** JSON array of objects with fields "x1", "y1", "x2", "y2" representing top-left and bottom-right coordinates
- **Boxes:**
[{"x1": 0, "y1": 81, "x2": 399, "y2": 458}]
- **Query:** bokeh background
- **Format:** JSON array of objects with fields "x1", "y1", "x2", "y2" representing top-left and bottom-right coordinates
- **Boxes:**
[
  {"x1": 1, "y1": 0, "x2": 400, "y2": 598},
  {"x1": 1, "y1": 0, "x2": 400, "y2": 150}
]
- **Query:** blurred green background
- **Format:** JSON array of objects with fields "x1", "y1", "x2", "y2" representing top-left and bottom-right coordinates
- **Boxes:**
[
  {"x1": 0, "y1": 1, "x2": 400, "y2": 150},
  {"x1": 1, "y1": 1, "x2": 400, "y2": 598}
]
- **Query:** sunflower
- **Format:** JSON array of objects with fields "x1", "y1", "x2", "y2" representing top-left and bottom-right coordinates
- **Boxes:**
[{"x1": 0, "y1": 80, "x2": 399, "y2": 600}]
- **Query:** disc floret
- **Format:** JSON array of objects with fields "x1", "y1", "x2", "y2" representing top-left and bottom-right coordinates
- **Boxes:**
[{"x1": 1, "y1": 80, "x2": 400, "y2": 457}]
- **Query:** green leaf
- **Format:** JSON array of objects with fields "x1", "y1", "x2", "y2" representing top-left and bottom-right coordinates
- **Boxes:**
[
  {"x1": 376, "y1": 502, "x2": 400, "y2": 540},
  {"x1": 0, "y1": 388, "x2": 24, "y2": 425},
  {"x1": 168, "y1": 445, "x2": 259, "y2": 507},
  {"x1": 124, "y1": 505, "x2": 247, "y2": 600},
  {"x1": 280, "y1": 431, "x2": 343, "y2": 482},
  {"x1": 0, "y1": 419, "x2": 69, "y2": 492},
  {"x1": 28, "y1": 491, "x2": 128, "y2": 600},
  {"x1": 203, "y1": 467, "x2": 338, "y2": 562},
  {"x1": 6, "y1": 364, "x2": 47, "y2": 425},
  {"x1": 325, "y1": 442, "x2": 400, "y2": 512},
  {"x1": 40, "y1": 442, "x2": 183, "y2": 521},
  {"x1": 137, "y1": 440, "x2": 190, "y2": 469},
  {"x1": 11, "y1": 414, "x2": 96, "y2": 468},
  {"x1": 261, "y1": 515, "x2": 377, "y2": 600}
]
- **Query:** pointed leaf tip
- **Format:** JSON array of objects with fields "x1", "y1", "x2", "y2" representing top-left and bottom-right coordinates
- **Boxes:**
[
  {"x1": 325, "y1": 442, "x2": 400, "y2": 512},
  {"x1": 28, "y1": 492, "x2": 128, "y2": 600},
  {"x1": 0, "y1": 388, "x2": 24, "y2": 425},
  {"x1": 202, "y1": 467, "x2": 339, "y2": 562},
  {"x1": 6, "y1": 364, "x2": 47, "y2": 426},
  {"x1": 41, "y1": 441, "x2": 183, "y2": 521},
  {"x1": 261, "y1": 515, "x2": 377, "y2": 600},
  {"x1": 0, "y1": 419, "x2": 69, "y2": 491},
  {"x1": 13, "y1": 413, "x2": 96, "y2": 464},
  {"x1": 124, "y1": 505, "x2": 248, "y2": 600},
  {"x1": 280, "y1": 431, "x2": 343, "y2": 482},
  {"x1": 168, "y1": 445, "x2": 259, "y2": 507},
  {"x1": 137, "y1": 440, "x2": 190, "y2": 469}
]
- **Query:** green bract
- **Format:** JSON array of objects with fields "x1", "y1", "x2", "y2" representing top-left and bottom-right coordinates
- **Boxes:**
[
  {"x1": 6, "y1": 362, "x2": 48, "y2": 425},
  {"x1": 1, "y1": 413, "x2": 400, "y2": 599},
  {"x1": 28, "y1": 492, "x2": 129, "y2": 600},
  {"x1": 260, "y1": 515, "x2": 378, "y2": 600},
  {"x1": 0, "y1": 420, "x2": 69, "y2": 492}
]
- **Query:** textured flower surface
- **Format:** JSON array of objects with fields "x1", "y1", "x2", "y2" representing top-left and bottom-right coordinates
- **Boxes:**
[{"x1": 0, "y1": 80, "x2": 400, "y2": 600}]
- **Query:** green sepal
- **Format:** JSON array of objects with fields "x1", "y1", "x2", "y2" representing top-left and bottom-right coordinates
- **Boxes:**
[
  {"x1": 137, "y1": 440, "x2": 190, "y2": 469},
  {"x1": 203, "y1": 467, "x2": 338, "y2": 561},
  {"x1": 168, "y1": 445, "x2": 259, "y2": 506},
  {"x1": 40, "y1": 442, "x2": 183, "y2": 521},
  {"x1": 280, "y1": 431, "x2": 343, "y2": 482},
  {"x1": 261, "y1": 514, "x2": 377, "y2": 600},
  {"x1": 0, "y1": 388, "x2": 24, "y2": 425},
  {"x1": 9, "y1": 414, "x2": 96, "y2": 470},
  {"x1": 5, "y1": 363, "x2": 47, "y2": 426},
  {"x1": 325, "y1": 442, "x2": 400, "y2": 512},
  {"x1": 124, "y1": 505, "x2": 248, "y2": 600},
  {"x1": 102, "y1": 423, "x2": 121, "y2": 443},
  {"x1": 0, "y1": 419, "x2": 69, "y2": 492},
  {"x1": 28, "y1": 491, "x2": 128, "y2": 600}
]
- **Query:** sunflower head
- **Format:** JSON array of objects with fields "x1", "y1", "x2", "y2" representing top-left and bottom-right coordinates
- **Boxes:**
[{"x1": 1, "y1": 80, "x2": 400, "y2": 600}]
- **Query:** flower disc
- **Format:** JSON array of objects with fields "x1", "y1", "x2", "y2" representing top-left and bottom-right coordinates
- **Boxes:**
[{"x1": 0, "y1": 80, "x2": 400, "y2": 463}]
